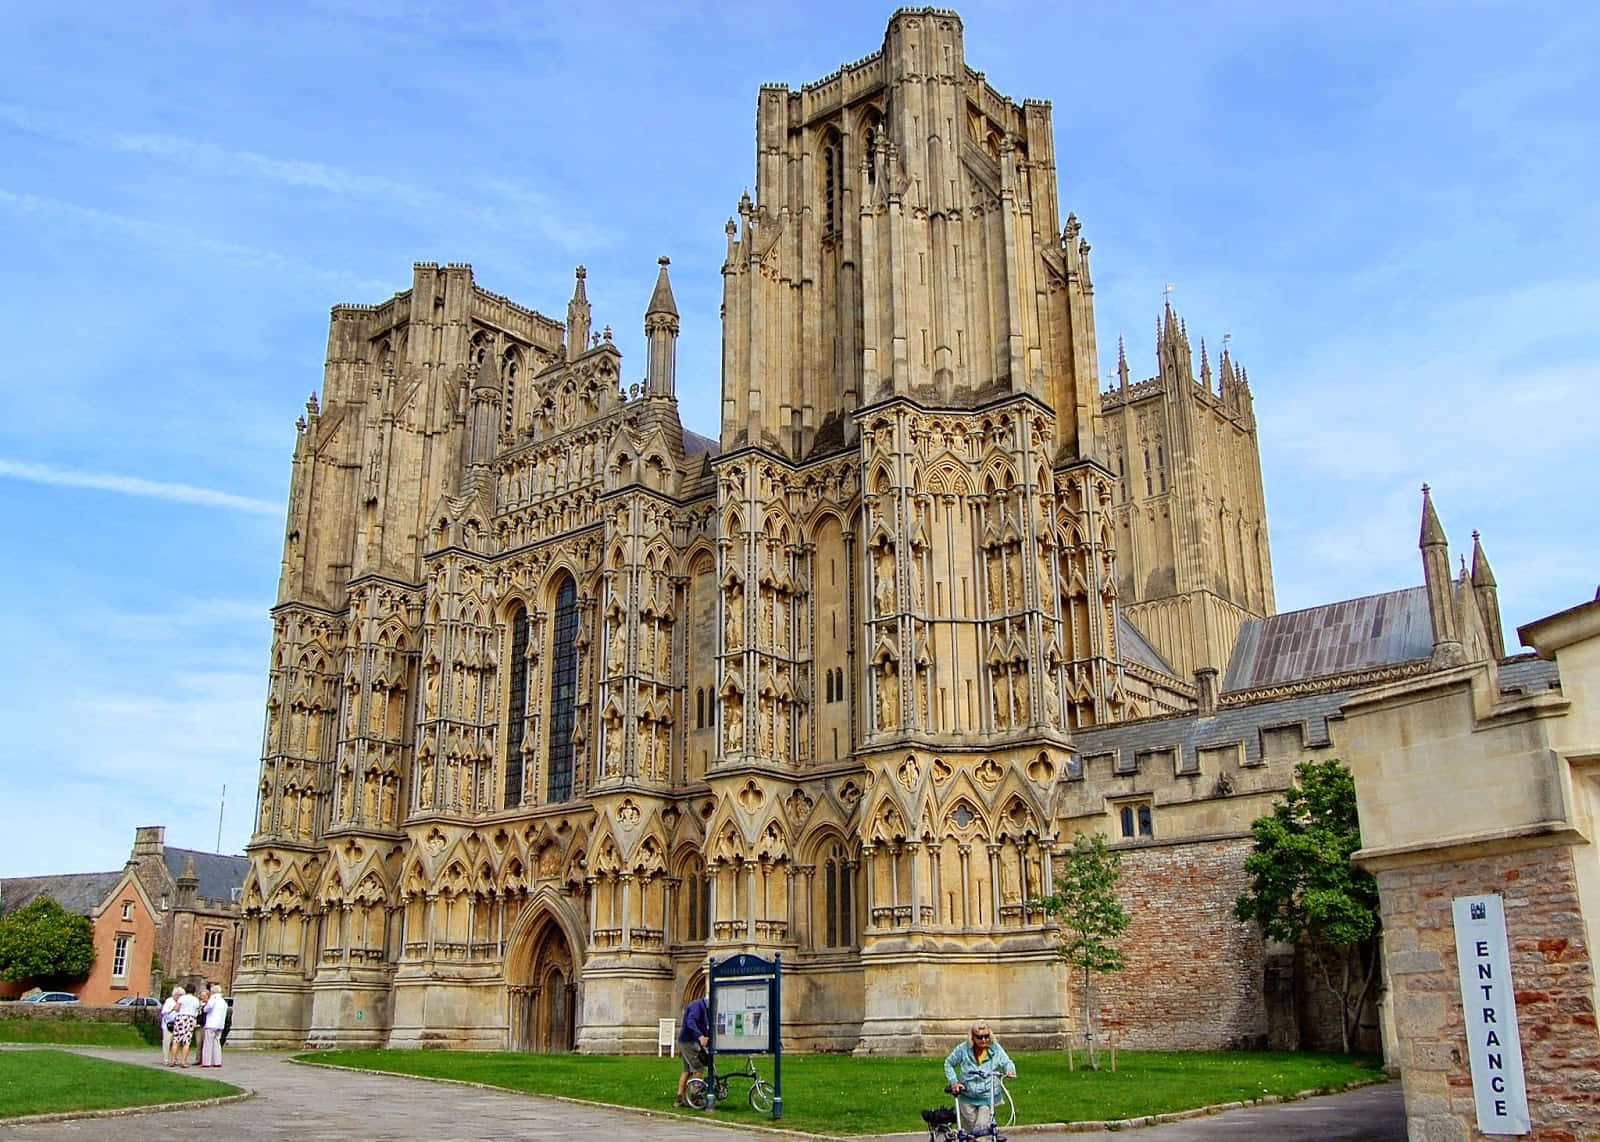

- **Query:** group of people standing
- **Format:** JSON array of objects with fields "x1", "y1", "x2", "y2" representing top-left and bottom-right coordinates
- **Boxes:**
[{"x1": 159, "y1": 984, "x2": 228, "y2": 1068}]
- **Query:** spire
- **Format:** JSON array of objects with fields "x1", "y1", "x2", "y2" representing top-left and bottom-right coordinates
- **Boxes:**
[
  {"x1": 1419, "y1": 483, "x2": 1447, "y2": 548},
  {"x1": 646, "y1": 256, "x2": 678, "y2": 320},
  {"x1": 566, "y1": 266, "x2": 591, "y2": 362},
  {"x1": 1418, "y1": 484, "x2": 1461, "y2": 663},
  {"x1": 1471, "y1": 530, "x2": 1505, "y2": 658},
  {"x1": 1199, "y1": 338, "x2": 1212, "y2": 390},
  {"x1": 1116, "y1": 336, "x2": 1129, "y2": 389},
  {"x1": 1470, "y1": 530, "x2": 1497, "y2": 588},
  {"x1": 644, "y1": 257, "x2": 679, "y2": 397}
]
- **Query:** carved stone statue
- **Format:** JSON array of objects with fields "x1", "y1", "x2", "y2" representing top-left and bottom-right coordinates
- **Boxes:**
[
  {"x1": 364, "y1": 771, "x2": 379, "y2": 821},
  {"x1": 1043, "y1": 671, "x2": 1062, "y2": 728},
  {"x1": 724, "y1": 594, "x2": 742, "y2": 650},
  {"x1": 604, "y1": 723, "x2": 622, "y2": 776},
  {"x1": 877, "y1": 661, "x2": 900, "y2": 730},
  {"x1": 722, "y1": 695, "x2": 742, "y2": 754},
  {"x1": 417, "y1": 757, "x2": 433, "y2": 808},
  {"x1": 609, "y1": 619, "x2": 627, "y2": 675},
  {"x1": 381, "y1": 776, "x2": 397, "y2": 826},
  {"x1": 1012, "y1": 668, "x2": 1030, "y2": 725},
  {"x1": 298, "y1": 790, "x2": 315, "y2": 839},
  {"x1": 874, "y1": 551, "x2": 895, "y2": 614},
  {"x1": 655, "y1": 619, "x2": 672, "y2": 677}
]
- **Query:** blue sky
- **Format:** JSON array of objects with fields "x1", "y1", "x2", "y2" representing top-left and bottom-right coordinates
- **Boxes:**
[{"x1": 1, "y1": 1, "x2": 1595, "y2": 878}]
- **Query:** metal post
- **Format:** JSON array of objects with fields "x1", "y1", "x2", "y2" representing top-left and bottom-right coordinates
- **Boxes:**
[{"x1": 772, "y1": 952, "x2": 783, "y2": 1119}]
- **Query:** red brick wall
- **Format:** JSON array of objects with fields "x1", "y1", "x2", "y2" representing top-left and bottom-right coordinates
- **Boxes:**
[
  {"x1": 1092, "y1": 839, "x2": 1270, "y2": 1049},
  {"x1": 1377, "y1": 845, "x2": 1600, "y2": 1141},
  {"x1": 82, "y1": 886, "x2": 160, "y2": 1004}
]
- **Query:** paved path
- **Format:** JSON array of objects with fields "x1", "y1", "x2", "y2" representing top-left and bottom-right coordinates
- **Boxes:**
[{"x1": 0, "y1": 1047, "x2": 1405, "y2": 1141}]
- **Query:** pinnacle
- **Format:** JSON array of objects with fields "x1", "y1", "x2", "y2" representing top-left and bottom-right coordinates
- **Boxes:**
[
  {"x1": 1471, "y1": 530, "x2": 1497, "y2": 587},
  {"x1": 1419, "y1": 484, "x2": 1447, "y2": 549},
  {"x1": 646, "y1": 256, "x2": 679, "y2": 318}
]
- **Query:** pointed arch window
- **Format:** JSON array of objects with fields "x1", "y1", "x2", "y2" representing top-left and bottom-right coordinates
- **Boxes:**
[
  {"x1": 684, "y1": 866, "x2": 711, "y2": 942},
  {"x1": 546, "y1": 578, "x2": 578, "y2": 802},
  {"x1": 823, "y1": 843, "x2": 854, "y2": 947},
  {"x1": 504, "y1": 605, "x2": 529, "y2": 807}
]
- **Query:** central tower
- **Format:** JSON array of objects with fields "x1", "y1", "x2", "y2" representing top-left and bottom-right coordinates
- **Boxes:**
[{"x1": 721, "y1": 7, "x2": 1102, "y2": 460}]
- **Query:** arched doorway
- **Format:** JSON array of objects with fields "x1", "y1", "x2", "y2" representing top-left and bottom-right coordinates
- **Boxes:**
[{"x1": 505, "y1": 906, "x2": 579, "y2": 1052}]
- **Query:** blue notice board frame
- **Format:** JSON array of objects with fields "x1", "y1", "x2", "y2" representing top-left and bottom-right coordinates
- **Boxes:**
[{"x1": 707, "y1": 952, "x2": 782, "y2": 1119}]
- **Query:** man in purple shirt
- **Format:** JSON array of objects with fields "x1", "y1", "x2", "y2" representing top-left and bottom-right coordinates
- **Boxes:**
[{"x1": 674, "y1": 995, "x2": 711, "y2": 1106}]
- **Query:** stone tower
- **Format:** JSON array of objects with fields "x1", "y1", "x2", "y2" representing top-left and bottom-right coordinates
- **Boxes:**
[{"x1": 1101, "y1": 308, "x2": 1275, "y2": 678}]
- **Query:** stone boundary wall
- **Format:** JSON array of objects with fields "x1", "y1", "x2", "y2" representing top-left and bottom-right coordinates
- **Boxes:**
[
  {"x1": 0, "y1": 1001, "x2": 144, "y2": 1024},
  {"x1": 1376, "y1": 845, "x2": 1599, "y2": 1140}
]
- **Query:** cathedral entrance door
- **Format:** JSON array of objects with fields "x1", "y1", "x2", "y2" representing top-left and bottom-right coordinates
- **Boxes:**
[{"x1": 505, "y1": 906, "x2": 578, "y2": 1052}]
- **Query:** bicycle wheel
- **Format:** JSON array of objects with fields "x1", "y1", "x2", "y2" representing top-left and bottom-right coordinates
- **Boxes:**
[
  {"x1": 748, "y1": 1078, "x2": 775, "y2": 1114},
  {"x1": 684, "y1": 1077, "x2": 710, "y2": 1110}
]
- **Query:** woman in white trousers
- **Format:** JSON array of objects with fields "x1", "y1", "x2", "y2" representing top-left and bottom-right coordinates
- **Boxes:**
[{"x1": 199, "y1": 987, "x2": 227, "y2": 1067}]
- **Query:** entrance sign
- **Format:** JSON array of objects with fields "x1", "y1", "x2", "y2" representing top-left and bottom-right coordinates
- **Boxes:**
[
  {"x1": 1452, "y1": 893, "x2": 1530, "y2": 1135},
  {"x1": 707, "y1": 952, "x2": 783, "y2": 1119}
]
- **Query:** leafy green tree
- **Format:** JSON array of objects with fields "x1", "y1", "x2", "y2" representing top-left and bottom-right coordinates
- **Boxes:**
[
  {"x1": 0, "y1": 897, "x2": 96, "y2": 987},
  {"x1": 1234, "y1": 759, "x2": 1381, "y2": 1053},
  {"x1": 1030, "y1": 831, "x2": 1130, "y2": 1069}
]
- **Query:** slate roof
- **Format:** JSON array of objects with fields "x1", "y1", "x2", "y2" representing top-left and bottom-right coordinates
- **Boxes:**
[
  {"x1": 161, "y1": 849, "x2": 250, "y2": 905},
  {"x1": 0, "y1": 872, "x2": 121, "y2": 918},
  {"x1": 682, "y1": 428, "x2": 719, "y2": 457},
  {"x1": 1118, "y1": 613, "x2": 1178, "y2": 677},
  {"x1": 1222, "y1": 586, "x2": 1434, "y2": 693},
  {"x1": 1498, "y1": 654, "x2": 1561, "y2": 695},
  {"x1": 1075, "y1": 687, "x2": 1350, "y2": 769}
]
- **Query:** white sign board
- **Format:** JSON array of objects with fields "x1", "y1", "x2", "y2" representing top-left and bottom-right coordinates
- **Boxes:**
[
  {"x1": 1452, "y1": 893, "x2": 1530, "y2": 1135},
  {"x1": 712, "y1": 980, "x2": 771, "y2": 1052}
]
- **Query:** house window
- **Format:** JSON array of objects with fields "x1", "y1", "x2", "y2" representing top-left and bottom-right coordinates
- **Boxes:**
[
  {"x1": 112, "y1": 935, "x2": 130, "y2": 977},
  {"x1": 1119, "y1": 801, "x2": 1155, "y2": 839},
  {"x1": 202, "y1": 929, "x2": 223, "y2": 964},
  {"x1": 121, "y1": 901, "x2": 133, "y2": 921}
]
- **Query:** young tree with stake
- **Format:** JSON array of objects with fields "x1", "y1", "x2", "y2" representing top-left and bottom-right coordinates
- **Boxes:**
[{"x1": 1030, "y1": 831, "x2": 1129, "y2": 1070}]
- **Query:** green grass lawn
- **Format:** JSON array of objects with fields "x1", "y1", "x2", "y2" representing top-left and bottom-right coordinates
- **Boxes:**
[
  {"x1": 0, "y1": 1019, "x2": 153, "y2": 1048},
  {"x1": 300, "y1": 1048, "x2": 1384, "y2": 1134},
  {"x1": 0, "y1": 1049, "x2": 238, "y2": 1119}
]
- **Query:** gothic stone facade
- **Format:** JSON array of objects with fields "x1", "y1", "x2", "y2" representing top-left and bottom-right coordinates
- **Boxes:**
[{"x1": 233, "y1": 9, "x2": 1284, "y2": 1054}]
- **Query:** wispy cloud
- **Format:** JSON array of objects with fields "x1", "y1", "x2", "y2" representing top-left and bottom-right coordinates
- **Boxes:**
[
  {"x1": 0, "y1": 102, "x2": 611, "y2": 253},
  {"x1": 0, "y1": 187, "x2": 392, "y2": 293},
  {"x1": 0, "y1": 458, "x2": 281, "y2": 515}
]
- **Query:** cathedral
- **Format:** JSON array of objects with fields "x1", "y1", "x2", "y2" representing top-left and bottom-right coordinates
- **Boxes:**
[{"x1": 231, "y1": 8, "x2": 1463, "y2": 1056}]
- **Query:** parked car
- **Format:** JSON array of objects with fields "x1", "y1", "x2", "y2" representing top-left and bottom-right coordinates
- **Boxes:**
[
  {"x1": 114, "y1": 995, "x2": 160, "y2": 1007},
  {"x1": 21, "y1": 991, "x2": 79, "y2": 1003}
]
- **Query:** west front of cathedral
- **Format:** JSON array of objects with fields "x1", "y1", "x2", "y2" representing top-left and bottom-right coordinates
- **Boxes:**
[{"x1": 234, "y1": 9, "x2": 1290, "y2": 1054}]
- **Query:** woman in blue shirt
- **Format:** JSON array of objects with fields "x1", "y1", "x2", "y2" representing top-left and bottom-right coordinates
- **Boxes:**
[{"x1": 943, "y1": 1022, "x2": 1016, "y2": 1136}]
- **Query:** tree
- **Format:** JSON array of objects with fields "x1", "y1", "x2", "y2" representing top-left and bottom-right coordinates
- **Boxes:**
[
  {"x1": 1234, "y1": 759, "x2": 1381, "y2": 1053},
  {"x1": 0, "y1": 897, "x2": 96, "y2": 987},
  {"x1": 1030, "y1": 831, "x2": 1130, "y2": 1069}
]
